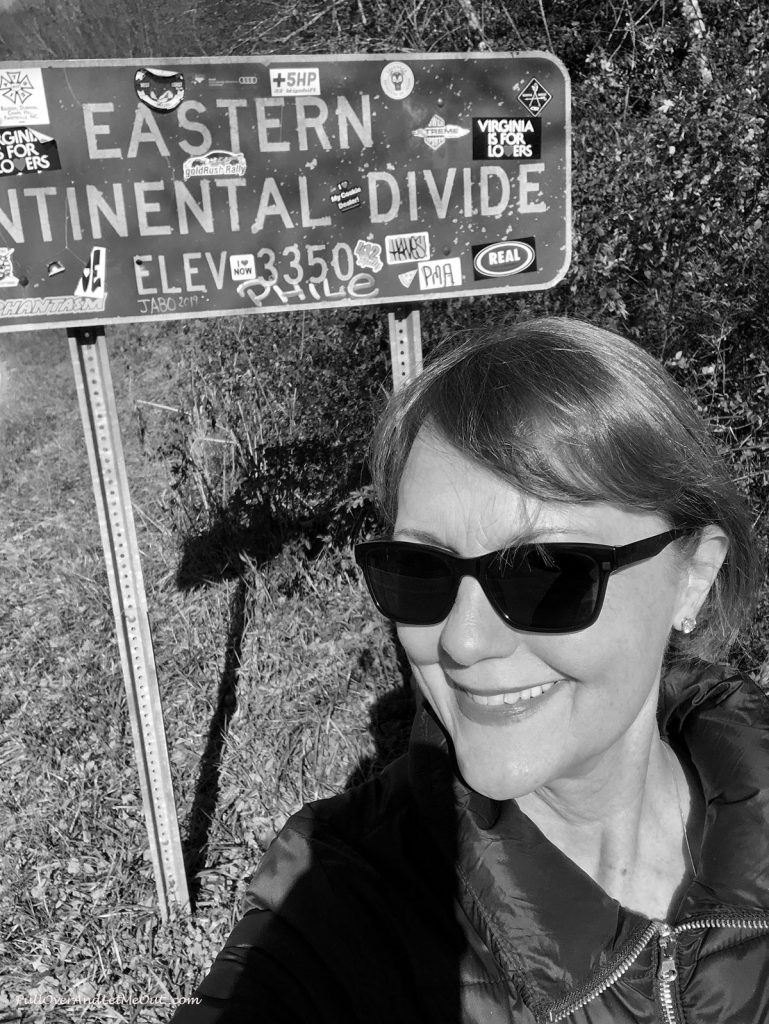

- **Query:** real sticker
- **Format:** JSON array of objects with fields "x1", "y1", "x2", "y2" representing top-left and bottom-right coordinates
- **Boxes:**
[{"x1": 472, "y1": 238, "x2": 537, "y2": 279}]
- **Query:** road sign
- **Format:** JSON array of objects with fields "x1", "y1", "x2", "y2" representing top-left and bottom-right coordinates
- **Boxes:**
[{"x1": 0, "y1": 53, "x2": 570, "y2": 332}]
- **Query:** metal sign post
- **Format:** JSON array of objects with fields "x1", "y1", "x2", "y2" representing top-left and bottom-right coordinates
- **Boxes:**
[
  {"x1": 388, "y1": 306, "x2": 423, "y2": 390},
  {"x1": 68, "y1": 327, "x2": 189, "y2": 919}
]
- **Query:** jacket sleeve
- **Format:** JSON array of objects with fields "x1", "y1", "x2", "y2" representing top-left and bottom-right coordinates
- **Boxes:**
[{"x1": 169, "y1": 816, "x2": 430, "y2": 1024}]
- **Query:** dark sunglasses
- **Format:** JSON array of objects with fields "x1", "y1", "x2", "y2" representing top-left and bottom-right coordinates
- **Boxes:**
[{"x1": 354, "y1": 528, "x2": 691, "y2": 634}]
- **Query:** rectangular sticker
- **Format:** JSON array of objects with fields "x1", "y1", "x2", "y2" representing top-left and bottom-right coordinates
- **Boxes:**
[
  {"x1": 0, "y1": 127, "x2": 60, "y2": 176},
  {"x1": 385, "y1": 231, "x2": 431, "y2": 265},
  {"x1": 229, "y1": 253, "x2": 255, "y2": 281},
  {"x1": 418, "y1": 257, "x2": 462, "y2": 291},
  {"x1": 0, "y1": 69, "x2": 50, "y2": 126},
  {"x1": 269, "y1": 67, "x2": 320, "y2": 97},
  {"x1": 472, "y1": 117, "x2": 541, "y2": 160}
]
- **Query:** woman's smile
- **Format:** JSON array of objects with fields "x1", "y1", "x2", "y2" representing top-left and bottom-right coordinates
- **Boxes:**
[{"x1": 451, "y1": 677, "x2": 564, "y2": 725}]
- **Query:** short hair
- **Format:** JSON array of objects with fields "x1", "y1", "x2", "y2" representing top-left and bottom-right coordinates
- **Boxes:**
[{"x1": 370, "y1": 317, "x2": 762, "y2": 663}]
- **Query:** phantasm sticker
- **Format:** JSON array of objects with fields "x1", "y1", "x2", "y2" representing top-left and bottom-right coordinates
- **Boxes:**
[
  {"x1": 472, "y1": 238, "x2": 537, "y2": 279},
  {"x1": 472, "y1": 118, "x2": 541, "y2": 160},
  {"x1": 0, "y1": 127, "x2": 61, "y2": 176}
]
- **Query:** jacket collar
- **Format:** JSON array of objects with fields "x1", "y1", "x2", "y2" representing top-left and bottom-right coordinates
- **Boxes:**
[{"x1": 408, "y1": 662, "x2": 769, "y2": 1009}]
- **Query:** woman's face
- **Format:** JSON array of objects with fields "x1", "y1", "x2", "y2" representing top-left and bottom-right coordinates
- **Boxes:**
[{"x1": 394, "y1": 429, "x2": 695, "y2": 801}]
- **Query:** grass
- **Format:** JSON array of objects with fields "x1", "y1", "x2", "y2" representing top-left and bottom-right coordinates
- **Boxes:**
[{"x1": 0, "y1": 321, "x2": 410, "y2": 1022}]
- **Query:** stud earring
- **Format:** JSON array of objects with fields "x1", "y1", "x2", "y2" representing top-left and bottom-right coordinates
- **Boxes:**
[{"x1": 678, "y1": 616, "x2": 697, "y2": 634}]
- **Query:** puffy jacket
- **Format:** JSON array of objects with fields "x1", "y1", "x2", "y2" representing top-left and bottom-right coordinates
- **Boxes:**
[{"x1": 172, "y1": 662, "x2": 769, "y2": 1023}]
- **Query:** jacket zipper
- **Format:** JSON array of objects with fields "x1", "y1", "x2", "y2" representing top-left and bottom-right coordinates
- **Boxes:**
[{"x1": 547, "y1": 912, "x2": 769, "y2": 1023}]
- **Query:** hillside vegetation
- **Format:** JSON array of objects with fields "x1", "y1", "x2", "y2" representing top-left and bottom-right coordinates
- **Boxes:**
[{"x1": 1, "y1": 1, "x2": 767, "y2": 1021}]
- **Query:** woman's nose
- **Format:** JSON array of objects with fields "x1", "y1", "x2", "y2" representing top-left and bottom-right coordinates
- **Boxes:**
[{"x1": 439, "y1": 575, "x2": 519, "y2": 666}]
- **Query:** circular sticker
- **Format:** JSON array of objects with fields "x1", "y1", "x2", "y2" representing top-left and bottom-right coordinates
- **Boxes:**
[
  {"x1": 380, "y1": 61, "x2": 414, "y2": 100},
  {"x1": 134, "y1": 67, "x2": 185, "y2": 112}
]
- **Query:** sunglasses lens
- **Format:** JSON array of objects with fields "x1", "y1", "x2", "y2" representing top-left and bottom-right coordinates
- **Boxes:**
[
  {"x1": 362, "y1": 547, "x2": 455, "y2": 624},
  {"x1": 486, "y1": 548, "x2": 602, "y2": 631}
]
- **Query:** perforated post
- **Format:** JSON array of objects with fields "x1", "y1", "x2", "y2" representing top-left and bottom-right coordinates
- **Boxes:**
[
  {"x1": 68, "y1": 328, "x2": 189, "y2": 919},
  {"x1": 388, "y1": 306, "x2": 423, "y2": 391}
]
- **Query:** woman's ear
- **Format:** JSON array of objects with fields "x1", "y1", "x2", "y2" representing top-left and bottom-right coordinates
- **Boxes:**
[{"x1": 674, "y1": 526, "x2": 729, "y2": 629}]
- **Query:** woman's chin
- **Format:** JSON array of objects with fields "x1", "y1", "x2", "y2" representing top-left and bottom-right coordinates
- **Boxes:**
[{"x1": 454, "y1": 751, "x2": 534, "y2": 802}]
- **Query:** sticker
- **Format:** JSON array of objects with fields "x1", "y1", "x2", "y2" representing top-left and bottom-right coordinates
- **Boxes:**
[
  {"x1": 398, "y1": 269, "x2": 417, "y2": 288},
  {"x1": 385, "y1": 231, "x2": 430, "y2": 265},
  {"x1": 0, "y1": 247, "x2": 18, "y2": 287},
  {"x1": 412, "y1": 114, "x2": 469, "y2": 151},
  {"x1": 472, "y1": 238, "x2": 537, "y2": 279},
  {"x1": 354, "y1": 240, "x2": 383, "y2": 272},
  {"x1": 472, "y1": 117, "x2": 541, "y2": 160},
  {"x1": 75, "y1": 246, "x2": 106, "y2": 298},
  {"x1": 518, "y1": 79, "x2": 551, "y2": 116},
  {"x1": 0, "y1": 295, "x2": 106, "y2": 317},
  {"x1": 229, "y1": 253, "x2": 255, "y2": 281},
  {"x1": 330, "y1": 179, "x2": 362, "y2": 212},
  {"x1": 47, "y1": 260, "x2": 65, "y2": 277},
  {"x1": 183, "y1": 149, "x2": 246, "y2": 181},
  {"x1": 269, "y1": 67, "x2": 320, "y2": 97},
  {"x1": 417, "y1": 257, "x2": 462, "y2": 290},
  {"x1": 0, "y1": 127, "x2": 61, "y2": 176},
  {"x1": 380, "y1": 62, "x2": 414, "y2": 100},
  {"x1": 0, "y1": 68, "x2": 49, "y2": 126},
  {"x1": 134, "y1": 68, "x2": 185, "y2": 112}
]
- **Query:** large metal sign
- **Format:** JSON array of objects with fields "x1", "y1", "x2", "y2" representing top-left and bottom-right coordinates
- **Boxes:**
[{"x1": 0, "y1": 53, "x2": 570, "y2": 332}]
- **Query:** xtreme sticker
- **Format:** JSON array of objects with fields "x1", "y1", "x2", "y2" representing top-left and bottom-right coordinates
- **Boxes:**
[
  {"x1": 270, "y1": 67, "x2": 320, "y2": 97},
  {"x1": 134, "y1": 68, "x2": 185, "y2": 112},
  {"x1": 0, "y1": 127, "x2": 61, "y2": 176},
  {"x1": 0, "y1": 68, "x2": 49, "y2": 126},
  {"x1": 471, "y1": 238, "x2": 537, "y2": 279},
  {"x1": 518, "y1": 79, "x2": 552, "y2": 116},
  {"x1": 472, "y1": 118, "x2": 541, "y2": 160},
  {"x1": 0, "y1": 295, "x2": 106, "y2": 317},
  {"x1": 183, "y1": 150, "x2": 246, "y2": 181},
  {"x1": 412, "y1": 115, "x2": 470, "y2": 151}
]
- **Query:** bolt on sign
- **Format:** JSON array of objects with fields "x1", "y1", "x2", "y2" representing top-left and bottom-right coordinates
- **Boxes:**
[{"x1": 0, "y1": 53, "x2": 570, "y2": 330}]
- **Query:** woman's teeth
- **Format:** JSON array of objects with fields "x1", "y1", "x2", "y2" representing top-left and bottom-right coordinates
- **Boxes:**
[{"x1": 465, "y1": 681, "x2": 558, "y2": 706}]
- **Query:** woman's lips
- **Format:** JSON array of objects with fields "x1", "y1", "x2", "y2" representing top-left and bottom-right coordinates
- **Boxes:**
[{"x1": 452, "y1": 679, "x2": 564, "y2": 724}]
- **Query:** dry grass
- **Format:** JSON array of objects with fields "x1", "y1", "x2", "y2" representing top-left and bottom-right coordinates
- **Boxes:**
[{"x1": 0, "y1": 323, "x2": 408, "y2": 1022}]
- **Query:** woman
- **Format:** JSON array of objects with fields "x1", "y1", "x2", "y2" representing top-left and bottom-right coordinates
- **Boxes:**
[{"x1": 173, "y1": 318, "x2": 768, "y2": 1023}]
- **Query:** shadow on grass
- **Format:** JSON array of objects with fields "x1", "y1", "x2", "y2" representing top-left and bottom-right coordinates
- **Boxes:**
[
  {"x1": 175, "y1": 500, "x2": 284, "y2": 910},
  {"x1": 174, "y1": 465, "x2": 375, "y2": 908}
]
